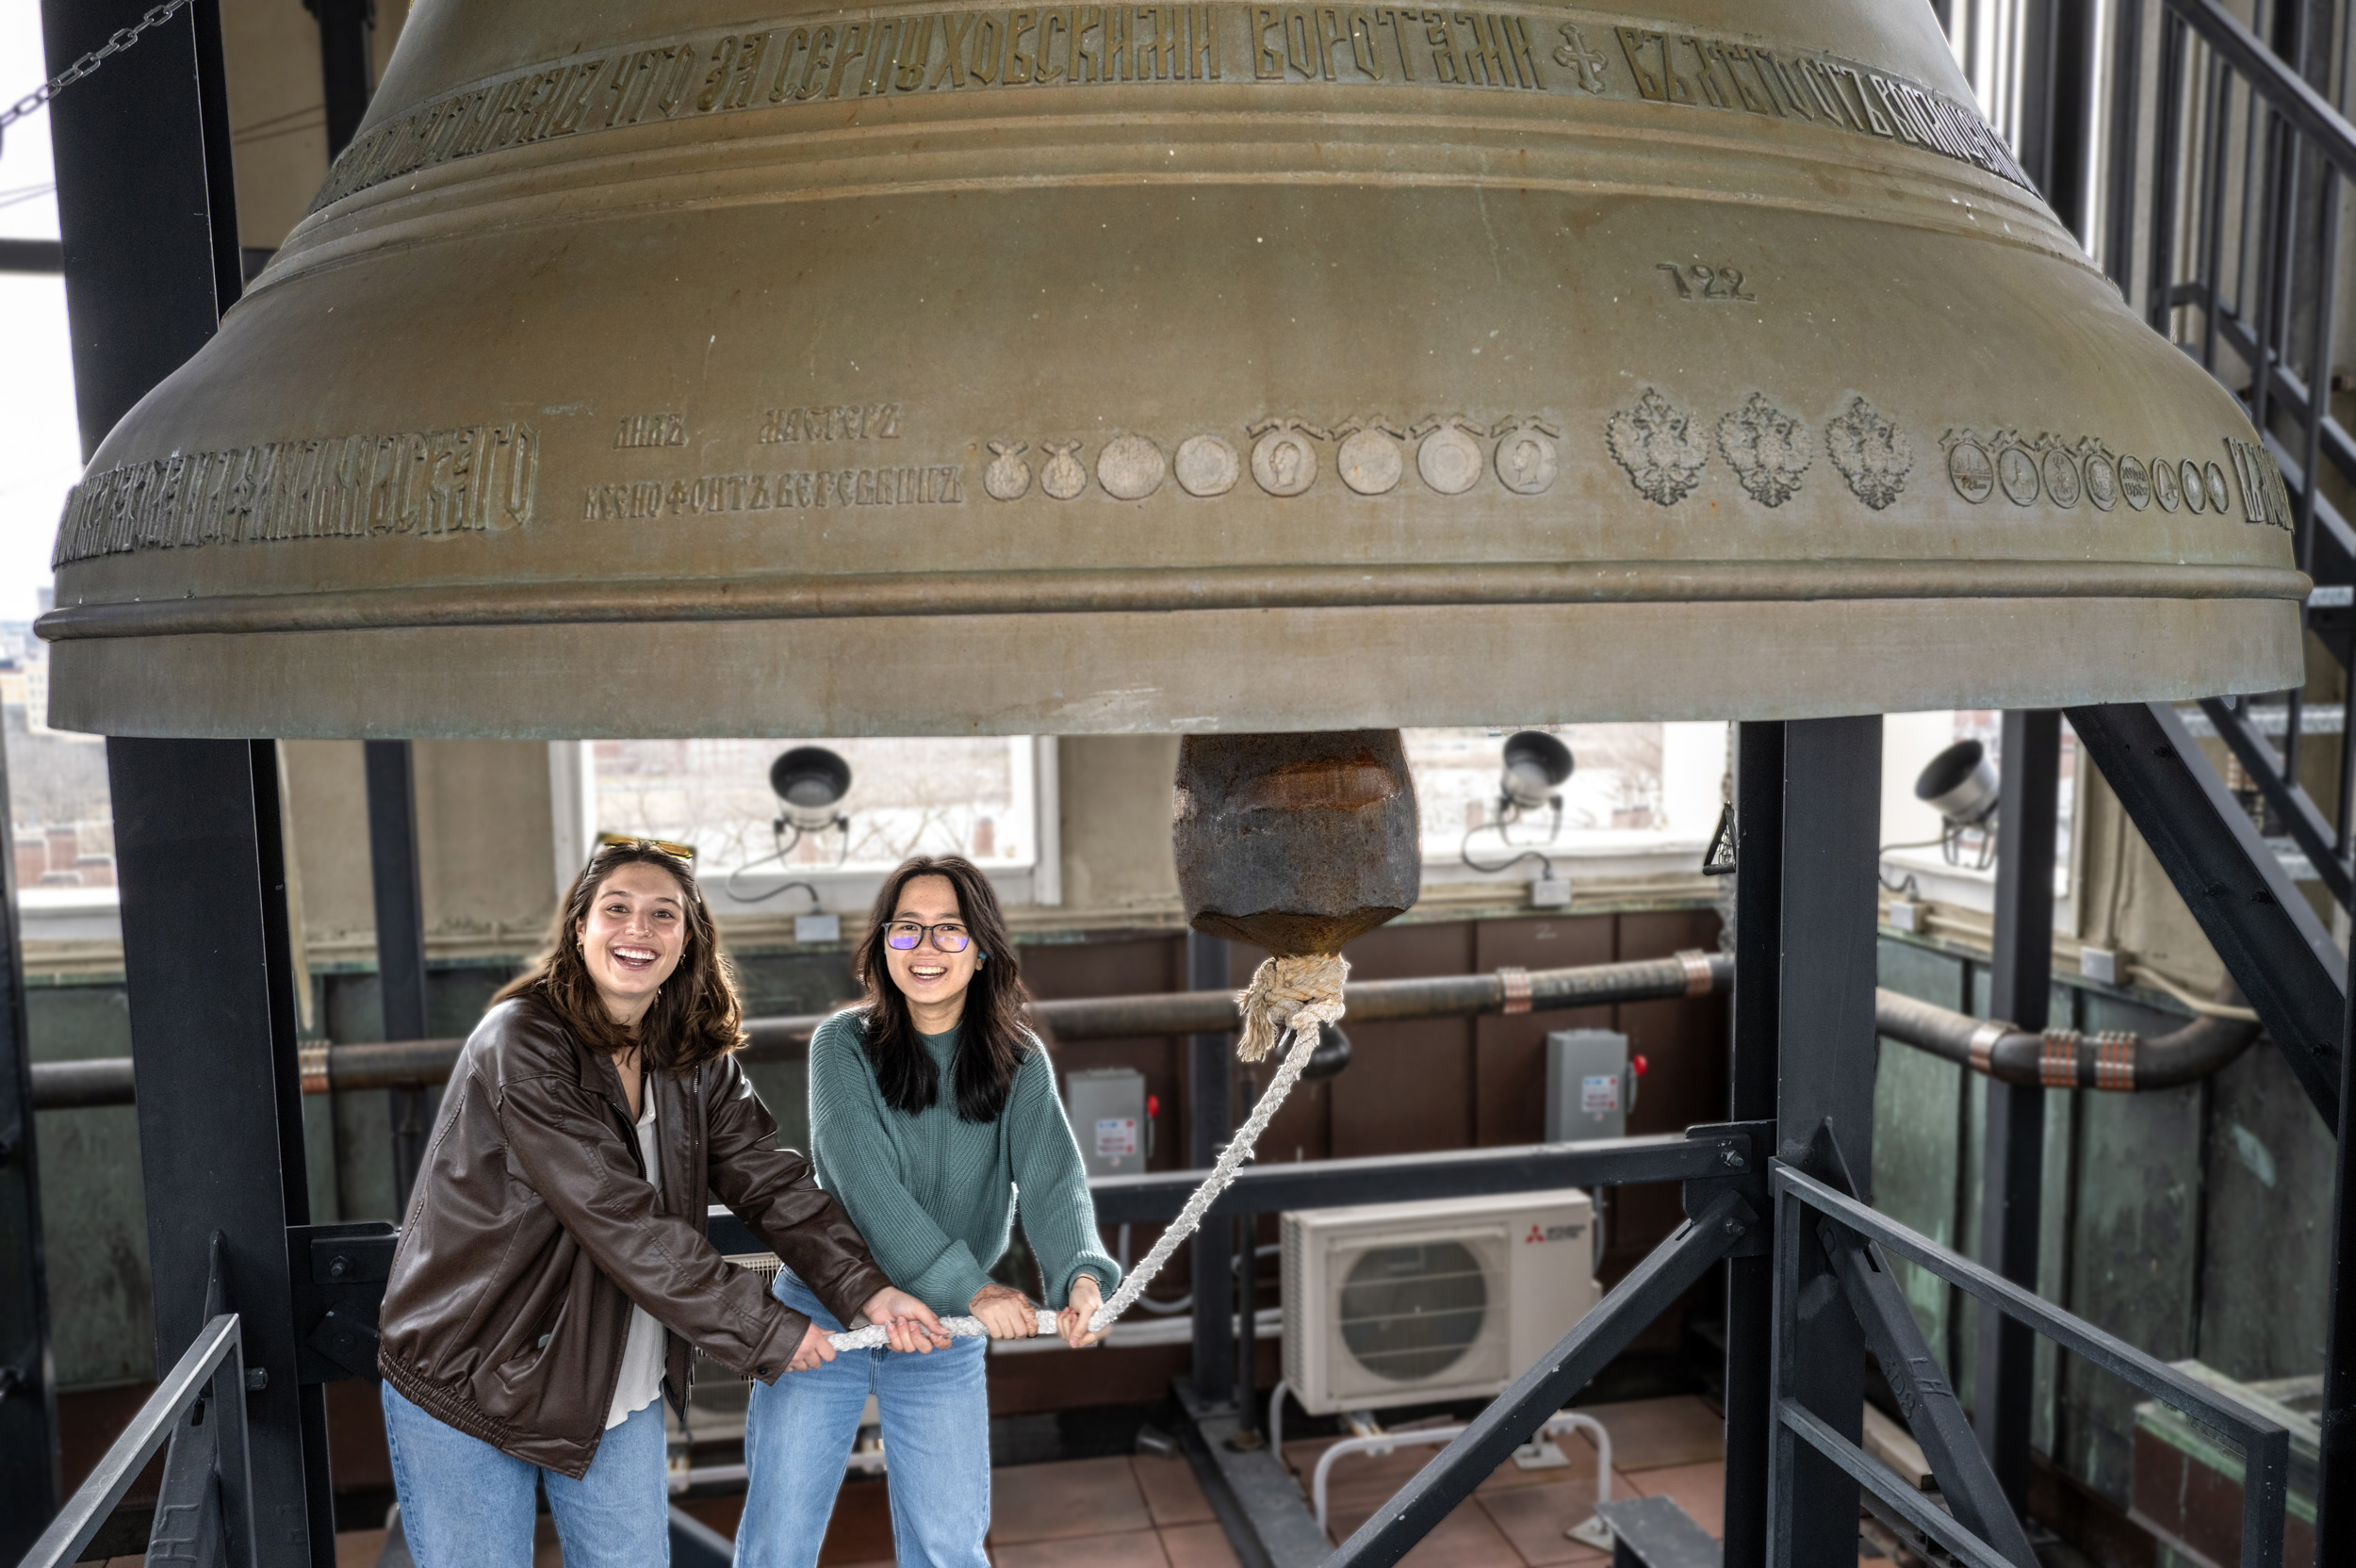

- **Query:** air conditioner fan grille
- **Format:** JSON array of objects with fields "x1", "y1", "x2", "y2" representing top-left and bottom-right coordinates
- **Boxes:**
[{"x1": 1336, "y1": 1241, "x2": 1488, "y2": 1383}]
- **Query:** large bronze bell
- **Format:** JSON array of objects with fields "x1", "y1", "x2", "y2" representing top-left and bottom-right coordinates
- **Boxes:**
[{"x1": 38, "y1": 0, "x2": 2302, "y2": 739}]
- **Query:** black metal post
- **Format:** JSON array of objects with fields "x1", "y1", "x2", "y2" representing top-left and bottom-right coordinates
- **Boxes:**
[
  {"x1": 2103, "y1": 0, "x2": 2145, "y2": 299},
  {"x1": 1233, "y1": 1211, "x2": 1256, "y2": 1433},
  {"x1": 302, "y1": 0, "x2": 375, "y2": 156},
  {"x1": 110, "y1": 740, "x2": 329, "y2": 1568},
  {"x1": 1187, "y1": 929, "x2": 1235, "y2": 1405},
  {"x1": 41, "y1": 0, "x2": 241, "y2": 459},
  {"x1": 1822, "y1": 1219, "x2": 2038, "y2": 1568},
  {"x1": 364, "y1": 741, "x2": 433, "y2": 1216},
  {"x1": 2049, "y1": 0, "x2": 2096, "y2": 244},
  {"x1": 1232, "y1": 1080, "x2": 1258, "y2": 1433},
  {"x1": 1975, "y1": 711, "x2": 2060, "y2": 1517},
  {"x1": 1775, "y1": 715, "x2": 1883, "y2": 1568},
  {"x1": 1722, "y1": 720, "x2": 1784, "y2": 1568},
  {"x1": 2315, "y1": 932, "x2": 2356, "y2": 1565},
  {"x1": 41, "y1": 0, "x2": 319, "y2": 1556},
  {"x1": 2019, "y1": 0, "x2": 2096, "y2": 239},
  {"x1": 0, "y1": 710, "x2": 60, "y2": 1560}
]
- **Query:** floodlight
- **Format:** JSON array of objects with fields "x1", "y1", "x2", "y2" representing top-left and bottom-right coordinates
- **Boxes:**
[
  {"x1": 1498, "y1": 730, "x2": 1575, "y2": 813},
  {"x1": 1890, "y1": 739, "x2": 2001, "y2": 874},
  {"x1": 1914, "y1": 740, "x2": 1999, "y2": 827},
  {"x1": 1464, "y1": 730, "x2": 1576, "y2": 898},
  {"x1": 770, "y1": 746, "x2": 853, "y2": 833}
]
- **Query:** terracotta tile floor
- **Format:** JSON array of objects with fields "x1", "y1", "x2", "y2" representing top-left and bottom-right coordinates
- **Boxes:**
[
  {"x1": 295, "y1": 1396, "x2": 1764, "y2": 1567},
  {"x1": 988, "y1": 1455, "x2": 1234, "y2": 1568},
  {"x1": 716, "y1": 1450, "x2": 1243, "y2": 1568}
]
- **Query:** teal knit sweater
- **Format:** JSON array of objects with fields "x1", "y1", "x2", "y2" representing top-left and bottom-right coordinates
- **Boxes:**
[{"x1": 807, "y1": 1009, "x2": 1121, "y2": 1318}]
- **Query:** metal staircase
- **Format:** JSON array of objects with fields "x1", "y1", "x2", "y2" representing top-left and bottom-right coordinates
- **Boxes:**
[{"x1": 2101, "y1": 0, "x2": 2356, "y2": 920}]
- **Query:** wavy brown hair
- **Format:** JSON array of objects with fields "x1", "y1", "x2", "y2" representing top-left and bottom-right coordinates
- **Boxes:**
[
  {"x1": 853, "y1": 856, "x2": 1034, "y2": 1121},
  {"x1": 496, "y1": 841, "x2": 744, "y2": 1073}
]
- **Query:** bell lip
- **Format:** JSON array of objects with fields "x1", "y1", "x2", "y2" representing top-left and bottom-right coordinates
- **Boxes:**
[
  {"x1": 40, "y1": 594, "x2": 2305, "y2": 741},
  {"x1": 35, "y1": 560, "x2": 2312, "y2": 642}
]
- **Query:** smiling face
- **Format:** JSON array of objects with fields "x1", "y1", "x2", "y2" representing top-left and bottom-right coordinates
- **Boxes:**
[
  {"x1": 575, "y1": 860, "x2": 690, "y2": 1028},
  {"x1": 882, "y1": 873, "x2": 980, "y2": 1031}
]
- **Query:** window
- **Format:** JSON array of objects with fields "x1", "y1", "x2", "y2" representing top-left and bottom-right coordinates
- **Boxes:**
[
  {"x1": 1880, "y1": 710, "x2": 2078, "y2": 910},
  {"x1": 0, "y1": 83, "x2": 108, "y2": 930},
  {"x1": 587, "y1": 737, "x2": 1051, "y2": 913},
  {"x1": 1406, "y1": 724, "x2": 1728, "y2": 888}
]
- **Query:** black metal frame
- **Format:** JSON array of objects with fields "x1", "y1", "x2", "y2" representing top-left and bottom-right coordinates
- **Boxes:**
[
  {"x1": 365, "y1": 740, "x2": 434, "y2": 1214},
  {"x1": 1802, "y1": 1125, "x2": 2037, "y2": 1568},
  {"x1": 2066, "y1": 7, "x2": 2356, "y2": 1485},
  {"x1": 302, "y1": 0, "x2": 376, "y2": 155},
  {"x1": 1090, "y1": 1134, "x2": 1751, "y2": 1226},
  {"x1": 1326, "y1": 1186, "x2": 1759, "y2": 1568},
  {"x1": 1770, "y1": 717, "x2": 1883, "y2": 1568},
  {"x1": 2318, "y1": 934, "x2": 2356, "y2": 1560},
  {"x1": 1148, "y1": 1122, "x2": 1774, "y2": 1568},
  {"x1": 1772, "y1": 1162, "x2": 2290, "y2": 1568},
  {"x1": 2199, "y1": 695, "x2": 2356, "y2": 907},
  {"x1": 2017, "y1": 0, "x2": 2097, "y2": 237},
  {"x1": 2067, "y1": 703, "x2": 2344, "y2": 1123},
  {"x1": 0, "y1": 688, "x2": 58, "y2": 1562},
  {"x1": 2104, "y1": 0, "x2": 2356, "y2": 906},
  {"x1": 1718, "y1": 720, "x2": 1782, "y2": 1568},
  {"x1": 1975, "y1": 710, "x2": 2059, "y2": 1517},
  {"x1": 1186, "y1": 931, "x2": 1235, "y2": 1410},
  {"x1": 109, "y1": 739, "x2": 330, "y2": 1567},
  {"x1": 22, "y1": 1237, "x2": 255, "y2": 1568}
]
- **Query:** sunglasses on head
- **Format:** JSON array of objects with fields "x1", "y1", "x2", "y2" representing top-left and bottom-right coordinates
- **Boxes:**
[{"x1": 597, "y1": 834, "x2": 697, "y2": 863}]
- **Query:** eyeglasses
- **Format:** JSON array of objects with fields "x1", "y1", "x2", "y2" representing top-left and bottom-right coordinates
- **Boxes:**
[
  {"x1": 884, "y1": 921, "x2": 972, "y2": 953},
  {"x1": 598, "y1": 834, "x2": 696, "y2": 862}
]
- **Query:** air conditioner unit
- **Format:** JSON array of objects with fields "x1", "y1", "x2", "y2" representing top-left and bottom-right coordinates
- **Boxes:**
[{"x1": 1281, "y1": 1188, "x2": 1600, "y2": 1416}]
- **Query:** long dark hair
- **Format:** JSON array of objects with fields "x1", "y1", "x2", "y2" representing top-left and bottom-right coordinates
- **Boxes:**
[
  {"x1": 496, "y1": 841, "x2": 744, "y2": 1074},
  {"x1": 853, "y1": 856, "x2": 1034, "y2": 1121}
]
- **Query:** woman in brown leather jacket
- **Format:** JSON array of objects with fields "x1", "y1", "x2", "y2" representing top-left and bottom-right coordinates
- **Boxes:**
[{"x1": 376, "y1": 839, "x2": 946, "y2": 1566}]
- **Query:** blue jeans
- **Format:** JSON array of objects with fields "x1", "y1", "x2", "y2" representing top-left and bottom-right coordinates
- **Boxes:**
[
  {"x1": 382, "y1": 1380, "x2": 670, "y2": 1567},
  {"x1": 738, "y1": 1271, "x2": 990, "y2": 1568}
]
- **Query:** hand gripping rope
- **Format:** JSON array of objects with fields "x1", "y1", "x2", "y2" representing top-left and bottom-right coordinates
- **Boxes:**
[{"x1": 825, "y1": 955, "x2": 1348, "y2": 1350}]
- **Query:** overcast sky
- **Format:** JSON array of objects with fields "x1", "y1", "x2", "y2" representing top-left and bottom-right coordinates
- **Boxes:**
[{"x1": 0, "y1": 4, "x2": 79, "y2": 626}]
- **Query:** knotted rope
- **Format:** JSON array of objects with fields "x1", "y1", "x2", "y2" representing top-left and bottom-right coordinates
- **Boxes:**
[{"x1": 826, "y1": 955, "x2": 1349, "y2": 1350}]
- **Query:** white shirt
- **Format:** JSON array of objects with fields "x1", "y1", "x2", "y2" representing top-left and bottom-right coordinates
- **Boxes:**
[{"x1": 605, "y1": 1090, "x2": 667, "y2": 1430}]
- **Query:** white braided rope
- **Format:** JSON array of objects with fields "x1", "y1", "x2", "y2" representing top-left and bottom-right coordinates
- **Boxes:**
[{"x1": 824, "y1": 955, "x2": 1347, "y2": 1351}]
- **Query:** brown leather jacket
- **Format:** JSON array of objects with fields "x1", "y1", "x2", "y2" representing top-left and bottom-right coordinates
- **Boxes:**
[{"x1": 378, "y1": 996, "x2": 890, "y2": 1477}]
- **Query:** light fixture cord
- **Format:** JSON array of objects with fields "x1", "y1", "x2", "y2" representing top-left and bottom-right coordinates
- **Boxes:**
[{"x1": 825, "y1": 954, "x2": 1347, "y2": 1348}]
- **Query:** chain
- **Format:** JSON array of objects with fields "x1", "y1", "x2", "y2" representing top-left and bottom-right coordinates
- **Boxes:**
[{"x1": 0, "y1": 0, "x2": 193, "y2": 136}]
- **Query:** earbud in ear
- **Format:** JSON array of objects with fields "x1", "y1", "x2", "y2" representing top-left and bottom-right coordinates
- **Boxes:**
[{"x1": 977, "y1": 950, "x2": 988, "y2": 965}]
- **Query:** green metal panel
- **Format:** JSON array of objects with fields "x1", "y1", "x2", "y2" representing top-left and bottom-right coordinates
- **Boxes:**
[
  {"x1": 2196, "y1": 1030, "x2": 2332, "y2": 1382},
  {"x1": 319, "y1": 964, "x2": 521, "y2": 1222},
  {"x1": 26, "y1": 982, "x2": 151, "y2": 1389},
  {"x1": 2056, "y1": 989, "x2": 2205, "y2": 1506},
  {"x1": 726, "y1": 949, "x2": 859, "y2": 1155},
  {"x1": 1873, "y1": 937, "x2": 1972, "y2": 1366}
]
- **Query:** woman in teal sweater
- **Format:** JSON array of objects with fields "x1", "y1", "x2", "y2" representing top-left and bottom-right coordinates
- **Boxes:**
[{"x1": 738, "y1": 855, "x2": 1121, "y2": 1568}]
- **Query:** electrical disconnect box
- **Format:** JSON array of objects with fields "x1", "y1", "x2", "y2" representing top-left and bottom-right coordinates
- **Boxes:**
[
  {"x1": 1546, "y1": 1029, "x2": 1633, "y2": 1143},
  {"x1": 1063, "y1": 1067, "x2": 1149, "y2": 1178}
]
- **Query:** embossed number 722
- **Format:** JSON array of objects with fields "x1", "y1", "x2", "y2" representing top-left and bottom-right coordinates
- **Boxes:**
[{"x1": 1658, "y1": 262, "x2": 1757, "y2": 302}]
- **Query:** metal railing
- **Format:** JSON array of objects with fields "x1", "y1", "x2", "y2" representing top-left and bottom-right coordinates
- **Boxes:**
[
  {"x1": 1770, "y1": 1160, "x2": 2290, "y2": 1568},
  {"x1": 22, "y1": 1237, "x2": 255, "y2": 1568},
  {"x1": 2106, "y1": 0, "x2": 2356, "y2": 902}
]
